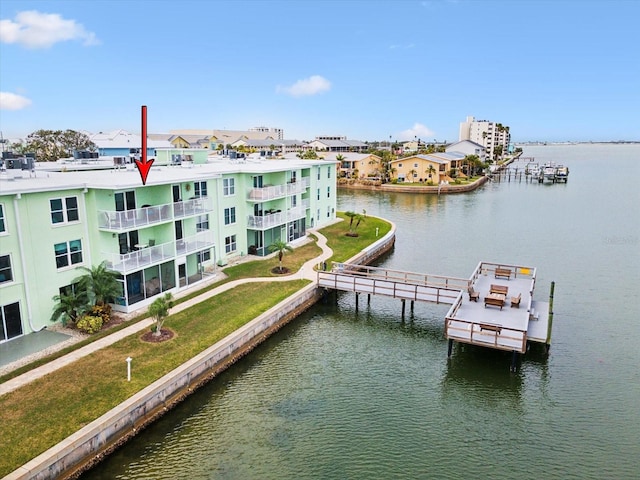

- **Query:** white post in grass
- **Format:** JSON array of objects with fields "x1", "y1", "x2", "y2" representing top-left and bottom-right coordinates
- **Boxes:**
[{"x1": 126, "y1": 357, "x2": 132, "y2": 381}]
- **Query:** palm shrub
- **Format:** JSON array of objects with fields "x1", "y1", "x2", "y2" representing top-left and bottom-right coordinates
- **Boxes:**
[
  {"x1": 268, "y1": 240, "x2": 293, "y2": 273},
  {"x1": 50, "y1": 290, "x2": 89, "y2": 326},
  {"x1": 148, "y1": 293, "x2": 174, "y2": 336},
  {"x1": 74, "y1": 261, "x2": 120, "y2": 307}
]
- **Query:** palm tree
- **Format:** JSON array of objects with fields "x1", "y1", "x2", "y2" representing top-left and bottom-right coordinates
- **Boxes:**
[
  {"x1": 74, "y1": 261, "x2": 120, "y2": 306},
  {"x1": 50, "y1": 290, "x2": 89, "y2": 326},
  {"x1": 148, "y1": 293, "x2": 174, "y2": 336},
  {"x1": 426, "y1": 165, "x2": 436, "y2": 183},
  {"x1": 408, "y1": 169, "x2": 417, "y2": 182},
  {"x1": 344, "y1": 210, "x2": 357, "y2": 230},
  {"x1": 268, "y1": 239, "x2": 293, "y2": 273}
]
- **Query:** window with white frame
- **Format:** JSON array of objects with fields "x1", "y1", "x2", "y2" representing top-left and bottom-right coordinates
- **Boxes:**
[
  {"x1": 0, "y1": 204, "x2": 5, "y2": 233},
  {"x1": 196, "y1": 214, "x2": 209, "y2": 231},
  {"x1": 50, "y1": 197, "x2": 79, "y2": 224},
  {"x1": 317, "y1": 168, "x2": 320, "y2": 180},
  {"x1": 317, "y1": 188, "x2": 320, "y2": 200},
  {"x1": 54, "y1": 239, "x2": 83, "y2": 269},
  {"x1": 224, "y1": 207, "x2": 236, "y2": 225},
  {"x1": 327, "y1": 206, "x2": 330, "y2": 217},
  {"x1": 327, "y1": 166, "x2": 331, "y2": 178},
  {"x1": 317, "y1": 209, "x2": 320, "y2": 222},
  {"x1": 225, "y1": 235, "x2": 237, "y2": 253},
  {"x1": 197, "y1": 249, "x2": 211, "y2": 262},
  {"x1": 194, "y1": 181, "x2": 208, "y2": 197},
  {"x1": 223, "y1": 178, "x2": 235, "y2": 196},
  {"x1": 0, "y1": 255, "x2": 13, "y2": 284},
  {"x1": 327, "y1": 186, "x2": 331, "y2": 198}
]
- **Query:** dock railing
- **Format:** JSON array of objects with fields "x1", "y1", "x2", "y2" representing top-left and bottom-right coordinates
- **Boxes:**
[
  {"x1": 331, "y1": 263, "x2": 470, "y2": 290},
  {"x1": 318, "y1": 263, "x2": 470, "y2": 305},
  {"x1": 445, "y1": 317, "x2": 527, "y2": 353},
  {"x1": 473, "y1": 261, "x2": 536, "y2": 281}
]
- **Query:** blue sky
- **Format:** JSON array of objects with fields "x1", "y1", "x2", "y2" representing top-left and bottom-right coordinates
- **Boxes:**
[{"x1": 1, "y1": 0, "x2": 638, "y2": 143}]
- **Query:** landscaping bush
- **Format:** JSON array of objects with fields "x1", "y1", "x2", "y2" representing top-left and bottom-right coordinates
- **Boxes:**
[
  {"x1": 76, "y1": 315, "x2": 104, "y2": 334},
  {"x1": 89, "y1": 304, "x2": 112, "y2": 324}
]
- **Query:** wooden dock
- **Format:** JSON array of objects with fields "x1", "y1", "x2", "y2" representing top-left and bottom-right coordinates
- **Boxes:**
[{"x1": 317, "y1": 261, "x2": 552, "y2": 371}]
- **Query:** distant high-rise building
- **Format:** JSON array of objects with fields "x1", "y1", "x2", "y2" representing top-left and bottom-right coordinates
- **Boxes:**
[
  {"x1": 459, "y1": 116, "x2": 510, "y2": 160},
  {"x1": 249, "y1": 126, "x2": 283, "y2": 140}
]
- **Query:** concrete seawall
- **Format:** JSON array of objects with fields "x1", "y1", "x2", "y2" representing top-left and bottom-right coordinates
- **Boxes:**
[
  {"x1": 8, "y1": 223, "x2": 396, "y2": 480},
  {"x1": 339, "y1": 176, "x2": 489, "y2": 193}
]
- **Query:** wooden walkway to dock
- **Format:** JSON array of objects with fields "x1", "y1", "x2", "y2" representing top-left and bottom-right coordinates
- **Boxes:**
[
  {"x1": 318, "y1": 261, "x2": 553, "y2": 371},
  {"x1": 317, "y1": 264, "x2": 468, "y2": 305}
]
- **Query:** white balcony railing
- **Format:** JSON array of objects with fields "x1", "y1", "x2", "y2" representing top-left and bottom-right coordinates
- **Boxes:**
[
  {"x1": 176, "y1": 230, "x2": 215, "y2": 256},
  {"x1": 103, "y1": 241, "x2": 175, "y2": 274},
  {"x1": 98, "y1": 197, "x2": 213, "y2": 231},
  {"x1": 248, "y1": 177, "x2": 310, "y2": 201},
  {"x1": 103, "y1": 231, "x2": 215, "y2": 274},
  {"x1": 173, "y1": 197, "x2": 213, "y2": 219},
  {"x1": 247, "y1": 205, "x2": 307, "y2": 229}
]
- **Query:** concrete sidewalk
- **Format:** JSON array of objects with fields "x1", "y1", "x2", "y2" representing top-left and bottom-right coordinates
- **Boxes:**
[{"x1": 0, "y1": 229, "x2": 334, "y2": 397}]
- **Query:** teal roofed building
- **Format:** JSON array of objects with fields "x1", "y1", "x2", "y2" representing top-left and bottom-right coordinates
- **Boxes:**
[{"x1": 0, "y1": 155, "x2": 338, "y2": 342}]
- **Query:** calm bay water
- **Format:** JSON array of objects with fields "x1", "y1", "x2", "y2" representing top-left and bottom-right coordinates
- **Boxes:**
[{"x1": 83, "y1": 144, "x2": 640, "y2": 479}]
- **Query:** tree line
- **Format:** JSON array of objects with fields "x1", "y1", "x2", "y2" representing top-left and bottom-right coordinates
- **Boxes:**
[{"x1": 9, "y1": 129, "x2": 97, "y2": 162}]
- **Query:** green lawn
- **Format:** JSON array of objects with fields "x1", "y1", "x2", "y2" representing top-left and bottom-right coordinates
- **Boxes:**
[{"x1": 0, "y1": 214, "x2": 391, "y2": 476}]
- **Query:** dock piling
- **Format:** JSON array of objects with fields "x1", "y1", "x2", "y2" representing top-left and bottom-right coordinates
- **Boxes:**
[
  {"x1": 510, "y1": 351, "x2": 519, "y2": 372},
  {"x1": 545, "y1": 281, "x2": 555, "y2": 353}
]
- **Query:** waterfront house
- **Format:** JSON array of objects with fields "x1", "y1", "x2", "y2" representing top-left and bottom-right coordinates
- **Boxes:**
[
  {"x1": 389, "y1": 155, "x2": 451, "y2": 184},
  {"x1": 446, "y1": 140, "x2": 487, "y2": 163},
  {"x1": 0, "y1": 156, "x2": 338, "y2": 342},
  {"x1": 319, "y1": 152, "x2": 383, "y2": 179}
]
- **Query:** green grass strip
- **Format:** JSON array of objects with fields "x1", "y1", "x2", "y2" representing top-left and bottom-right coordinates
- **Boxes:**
[{"x1": 0, "y1": 214, "x2": 391, "y2": 475}]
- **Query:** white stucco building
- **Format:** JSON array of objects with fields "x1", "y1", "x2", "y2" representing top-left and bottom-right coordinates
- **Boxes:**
[{"x1": 459, "y1": 116, "x2": 510, "y2": 161}]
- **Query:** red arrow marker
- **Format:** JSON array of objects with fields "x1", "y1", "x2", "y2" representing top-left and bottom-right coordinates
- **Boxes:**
[
  {"x1": 135, "y1": 105, "x2": 154, "y2": 185},
  {"x1": 135, "y1": 157, "x2": 154, "y2": 185}
]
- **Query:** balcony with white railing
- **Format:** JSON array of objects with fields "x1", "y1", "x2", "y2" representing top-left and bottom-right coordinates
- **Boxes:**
[
  {"x1": 173, "y1": 197, "x2": 213, "y2": 219},
  {"x1": 103, "y1": 241, "x2": 176, "y2": 274},
  {"x1": 98, "y1": 197, "x2": 213, "y2": 231},
  {"x1": 248, "y1": 177, "x2": 310, "y2": 202},
  {"x1": 247, "y1": 205, "x2": 307, "y2": 230},
  {"x1": 176, "y1": 230, "x2": 215, "y2": 256},
  {"x1": 103, "y1": 231, "x2": 215, "y2": 274}
]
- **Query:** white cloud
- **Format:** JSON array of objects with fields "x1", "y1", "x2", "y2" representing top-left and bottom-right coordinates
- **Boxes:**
[
  {"x1": 397, "y1": 123, "x2": 436, "y2": 141},
  {"x1": 0, "y1": 10, "x2": 100, "y2": 49},
  {"x1": 277, "y1": 75, "x2": 331, "y2": 97},
  {"x1": 0, "y1": 91, "x2": 32, "y2": 110}
]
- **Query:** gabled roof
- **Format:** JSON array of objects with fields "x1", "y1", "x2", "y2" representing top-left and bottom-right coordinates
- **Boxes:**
[
  {"x1": 170, "y1": 129, "x2": 278, "y2": 142},
  {"x1": 319, "y1": 152, "x2": 380, "y2": 162},
  {"x1": 171, "y1": 134, "x2": 211, "y2": 147},
  {"x1": 89, "y1": 130, "x2": 171, "y2": 149},
  {"x1": 390, "y1": 154, "x2": 449, "y2": 165},
  {"x1": 234, "y1": 139, "x2": 306, "y2": 148},
  {"x1": 447, "y1": 140, "x2": 485, "y2": 150},
  {"x1": 429, "y1": 151, "x2": 466, "y2": 161},
  {"x1": 308, "y1": 139, "x2": 368, "y2": 148}
]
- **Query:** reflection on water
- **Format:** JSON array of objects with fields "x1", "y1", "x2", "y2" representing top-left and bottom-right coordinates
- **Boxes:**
[{"x1": 82, "y1": 145, "x2": 640, "y2": 480}]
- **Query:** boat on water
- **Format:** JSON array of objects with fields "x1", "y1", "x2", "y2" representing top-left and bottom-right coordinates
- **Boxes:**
[
  {"x1": 555, "y1": 166, "x2": 569, "y2": 182},
  {"x1": 542, "y1": 163, "x2": 557, "y2": 182},
  {"x1": 538, "y1": 162, "x2": 569, "y2": 183},
  {"x1": 525, "y1": 163, "x2": 541, "y2": 177}
]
